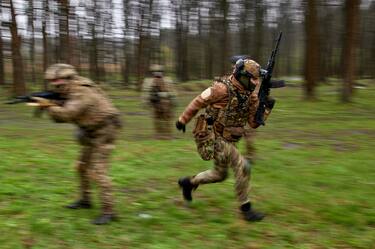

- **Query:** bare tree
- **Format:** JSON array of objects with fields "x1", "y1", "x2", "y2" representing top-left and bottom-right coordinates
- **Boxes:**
[
  {"x1": 27, "y1": 0, "x2": 36, "y2": 84},
  {"x1": 175, "y1": 0, "x2": 189, "y2": 81},
  {"x1": 341, "y1": 0, "x2": 360, "y2": 102},
  {"x1": 253, "y1": 0, "x2": 264, "y2": 62},
  {"x1": 0, "y1": 4, "x2": 4, "y2": 86},
  {"x1": 58, "y1": 0, "x2": 71, "y2": 63},
  {"x1": 219, "y1": 0, "x2": 229, "y2": 75},
  {"x1": 122, "y1": 0, "x2": 131, "y2": 87},
  {"x1": 304, "y1": 0, "x2": 318, "y2": 100},
  {"x1": 9, "y1": 0, "x2": 26, "y2": 95},
  {"x1": 42, "y1": 0, "x2": 49, "y2": 90}
]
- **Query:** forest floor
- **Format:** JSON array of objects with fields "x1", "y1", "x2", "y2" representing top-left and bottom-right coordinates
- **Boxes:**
[{"x1": 0, "y1": 79, "x2": 374, "y2": 249}]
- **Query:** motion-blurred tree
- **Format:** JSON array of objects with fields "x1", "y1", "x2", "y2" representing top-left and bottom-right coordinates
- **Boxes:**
[
  {"x1": 0, "y1": 4, "x2": 4, "y2": 86},
  {"x1": 42, "y1": 0, "x2": 49, "y2": 90},
  {"x1": 304, "y1": 0, "x2": 318, "y2": 100},
  {"x1": 27, "y1": 0, "x2": 36, "y2": 84},
  {"x1": 9, "y1": 0, "x2": 26, "y2": 95},
  {"x1": 341, "y1": 0, "x2": 360, "y2": 102}
]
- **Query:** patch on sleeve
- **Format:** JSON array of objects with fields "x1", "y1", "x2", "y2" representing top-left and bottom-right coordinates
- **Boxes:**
[{"x1": 200, "y1": 88, "x2": 212, "y2": 100}]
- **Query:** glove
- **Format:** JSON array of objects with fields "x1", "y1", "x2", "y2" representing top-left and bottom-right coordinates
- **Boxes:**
[
  {"x1": 175, "y1": 120, "x2": 186, "y2": 133},
  {"x1": 266, "y1": 97, "x2": 276, "y2": 110},
  {"x1": 30, "y1": 97, "x2": 56, "y2": 108}
]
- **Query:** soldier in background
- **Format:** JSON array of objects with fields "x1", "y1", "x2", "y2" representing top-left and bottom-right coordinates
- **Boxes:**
[
  {"x1": 142, "y1": 64, "x2": 176, "y2": 139},
  {"x1": 31, "y1": 64, "x2": 122, "y2": 225},
  {"x1": 176, "y1": 59, "x2": 275, "y2": 222}
]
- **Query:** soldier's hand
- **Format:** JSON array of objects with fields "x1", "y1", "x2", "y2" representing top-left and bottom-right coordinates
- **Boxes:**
[
  {"x1": 266, "y1": 97, "x2": 276, "y2": 110},
  {"x1": 30, "y1": 97, "x2": 56, "y2": 108},
  {"x1": 175, "y1": 120, "x2": 186, "y2": 133},
  {"x1": 250, "y1": 93, "x2": 258, "y2": 103}
]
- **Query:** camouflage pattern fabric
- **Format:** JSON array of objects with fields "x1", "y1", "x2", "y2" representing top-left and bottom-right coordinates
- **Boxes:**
[
  {"x1": 76, "y1": 122, "x2": 119, "y2": 214},
  {"x1": 243, "y1": 126, "x2": 256, "y2": 162},
  {"x1": 177, "y1": 75, "x2": 264, "y2": 206},
  {"x1": 153, "y1": 99, "x2": 174, "y2": 139},
  {"x1": 191, "y1": 137, "x2": 251, "y2": 204},
  {"x1": 142, "y1": 76, "x2": 176, "y2": 139},
  {"x1": 195, "y1": 131, "x2": 215, "y2": 161},
  {"x1": 46, "y1": 75, "x2": 121, "y2": 215}
]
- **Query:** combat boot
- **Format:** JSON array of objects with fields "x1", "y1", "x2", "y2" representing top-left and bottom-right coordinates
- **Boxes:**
[
  {"x1": 91, "y1": 214, "x2": 117, "y2": 225},
  {"x1": 178, "y1": 177, "x2": 198, "y2": 201},
  {"x1": 65, "y1": 199, "x2": 92, "y2": 209},
  {"x1": 240, "y1": 202, "x2": 265, "y2": 222}
]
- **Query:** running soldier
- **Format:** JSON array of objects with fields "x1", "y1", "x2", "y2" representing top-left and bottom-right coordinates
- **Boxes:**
[{"x1": 176, "y1": 59, "x2": 274, "y2": 221}]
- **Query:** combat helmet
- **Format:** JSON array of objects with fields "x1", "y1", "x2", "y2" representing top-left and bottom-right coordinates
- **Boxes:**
[
  {"x1": 234, "y1": 59, "x2": 261, "y2": 79},
  {"x1": 149, "y1": 64, "x2": 164, "y2": 78},
  {"x1": 45, "y1": 64, "x2": 78, "y2": 81},
  {"x1": 233, "y1": 59, "x2": 261, "y2": 91}
]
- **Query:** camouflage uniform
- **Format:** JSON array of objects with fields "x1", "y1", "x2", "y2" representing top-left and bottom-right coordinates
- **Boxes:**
[
  {"x1": 43, "y1": 65, "x2": 121, "y2": 217},
  {"x1": 177, "y1": 60, "x2": 272, "y2": 219},
  {"x1": 178, "y1": 76, "x2": 261, "y2": 204},
  {"x1": 142, "y1": 65, "x2": 176, "y2": 139},
  {"x1": 230, "y1": 55, "x2": 256, "y2": 163}
]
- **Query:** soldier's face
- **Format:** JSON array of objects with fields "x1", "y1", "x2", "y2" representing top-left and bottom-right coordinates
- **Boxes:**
[
  {"x1": 50, "y1": 79, "x2": 66, "y2": 85},
  {"x1": 239, "y1": 75, "x2": 258, "y2": 91},
  {"x1": 49, "y1": 79, "x2": 69, "y2": 93}
]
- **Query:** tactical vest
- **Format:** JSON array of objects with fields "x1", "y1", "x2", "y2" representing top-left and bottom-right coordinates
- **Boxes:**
[{"x1": 206, "y1": 78, "x2": 251, "y2": 142}]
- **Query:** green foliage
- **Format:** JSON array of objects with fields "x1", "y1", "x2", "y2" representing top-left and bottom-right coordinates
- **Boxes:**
[{"x1": 0, "y1": 82, "x2": 374, "y2": 248}]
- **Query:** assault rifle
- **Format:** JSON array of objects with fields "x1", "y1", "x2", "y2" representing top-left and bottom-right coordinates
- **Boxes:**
[
  {"x1": 5, "y1": 91, "x2": 65, "y2": 105},
  {"x1": 255, "y1": 32, "x2": 283, "y2": 126}
]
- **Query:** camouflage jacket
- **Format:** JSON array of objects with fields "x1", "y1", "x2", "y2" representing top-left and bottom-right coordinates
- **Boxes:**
[
  {"x1": 47, "y1": 76, "x2": 120, "y2": 129},
  {"x1": 178, "y1": 75, "x2": 262, "y2": 129}
]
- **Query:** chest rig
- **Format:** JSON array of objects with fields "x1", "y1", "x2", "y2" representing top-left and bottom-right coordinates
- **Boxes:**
[{"x1": 205, "y1": 78, "x2": 251, "y2": 141}]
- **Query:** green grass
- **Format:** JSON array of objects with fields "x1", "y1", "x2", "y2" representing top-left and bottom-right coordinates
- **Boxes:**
[{"x1": 0, "y1": 80, "x2": 374, "y2": 249}]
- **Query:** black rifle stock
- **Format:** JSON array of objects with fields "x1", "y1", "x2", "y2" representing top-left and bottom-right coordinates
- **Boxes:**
[
  {"x1": 5, "y1": 91, "x2": 65, "y2": 105},
  {"x1": 255, "y1": 32, "x2": 283, "y2": 126}
]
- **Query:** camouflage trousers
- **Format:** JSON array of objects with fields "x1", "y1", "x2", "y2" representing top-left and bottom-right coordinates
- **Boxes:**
[
  {"x1": 243, "y1": 127, "x2": 256, "y2": 162},
  {"x1": 153, "y1": 101, "x2": 173, "y2": 139},
  {"x1": 191, "y1": 137, "x2": 251, "y2": 205},
  {"x1": 76, "y1": 122, "x2": 119, "y2": 214}
]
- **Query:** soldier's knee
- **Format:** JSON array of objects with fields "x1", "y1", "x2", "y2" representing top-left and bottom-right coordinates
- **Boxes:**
[
  {"x1": 243, "y1": 159, "x2": 252, "y2": 175},
  {"x1": 213, "y1": 170, "x2": 228, "y2": 183}
]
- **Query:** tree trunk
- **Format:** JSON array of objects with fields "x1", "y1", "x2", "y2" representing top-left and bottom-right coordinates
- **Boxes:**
[
  {"x1": 137, "y1": 33, "x2": 146, "y2": 90},
  {"x1": 28, "y1": 0, "x2": 36, "y2": 84},
  {"x1": 42, "y1": 0, "x2": 49, "y2": 90},
  {"x1": 304, "y1": 0, "x2": 318, "y2": 100},
  {"x1": 0, "y1": 20, "x2": 4, "y2": 86},
  {"x1": 220, "y1": 0, "x2": 229, "y2": 75},
  {"x1": 89, "y1": 25, "x2": 99, "y2": 81},
  {"x1": 122, "y1": 0, "x2": 130, "y2": 87},
  {"x1": 254, "y1": 0, "x2": 264, "y2": 62},
  {"x1": 341, "y1": 0, "x2": 360, "y2": 102},
  {"x1": 10, "y1": 0, "x2": 26, "y2": 95},
  {"x1": 58, "y1": 0, "x2": 70, "y2": 63},
  {"x1": 205, "y1": 8, "x2": 214, "y2": 80}
]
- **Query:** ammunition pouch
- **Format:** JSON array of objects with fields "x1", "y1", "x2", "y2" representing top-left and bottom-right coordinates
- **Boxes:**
[
  {"x1": 193, "y1": 114, "x2": 215, "y2": 161},
  {"x1": 75, "y1": 128, "x2": 90, "y2": 145},
  {"x1": 221, "y1": 126, "x2": 244, "y2": 143}
]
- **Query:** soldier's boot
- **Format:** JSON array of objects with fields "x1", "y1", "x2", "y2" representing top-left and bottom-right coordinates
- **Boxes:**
[
  {"x1": 65, "y1": 199, "x2": 92, "y2": 209},
  {"x1": 91, "y1": 214, "x2": 117, "y2": 225},
  {"x1": 240, "y1": 202, "x2": 265, "y2": 222},
  {"x1": 178, "y1": 177, "x2": 198, "y2": 202}
]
